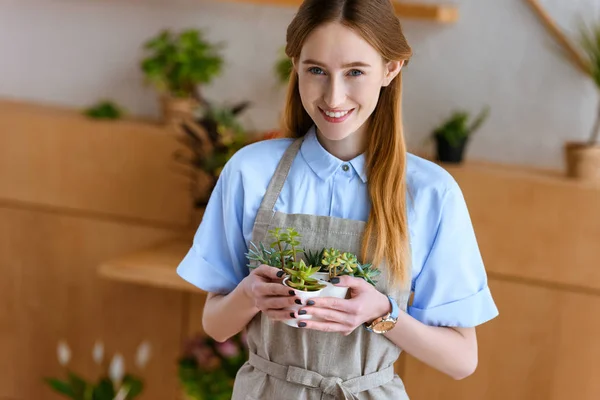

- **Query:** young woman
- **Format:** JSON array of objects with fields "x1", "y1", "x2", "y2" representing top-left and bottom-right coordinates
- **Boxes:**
[{"x1": 177, "y1": 0, "x2": 499, "y2": 398}]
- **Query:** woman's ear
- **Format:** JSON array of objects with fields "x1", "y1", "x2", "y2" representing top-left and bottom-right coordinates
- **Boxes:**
[{"x1": 382, "y1": 60, "x2": 403, "y2": 87}]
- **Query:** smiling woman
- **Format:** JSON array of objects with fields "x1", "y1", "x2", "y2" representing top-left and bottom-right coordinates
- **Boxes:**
[{"x1": 177, "y1": 1, "x2": 498, "y2": 399}]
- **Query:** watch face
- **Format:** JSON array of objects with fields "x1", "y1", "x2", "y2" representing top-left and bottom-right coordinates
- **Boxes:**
[{"x1": 375, "y1": 320, "x2": 396, "y2": 333}]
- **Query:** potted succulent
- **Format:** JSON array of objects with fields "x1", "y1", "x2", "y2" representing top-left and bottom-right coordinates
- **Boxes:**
[
  {"x1": 431, "y1": 106, "x2": 490, "y2": 164},
  {"x1": 140, "y1": 28, "x2": 224, "y2": 124},
  {"x1": 246, "y1": 228, "x2": 382, "y2": 327}
]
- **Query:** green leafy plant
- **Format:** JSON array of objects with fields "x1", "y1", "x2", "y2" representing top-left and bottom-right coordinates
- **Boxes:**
[
  {"x1": 274, "y1": 47, "x2": 293, "y2": 85},
  {"x1": 140, "y1": 28, "x2": 224, "y2": 102},
  {"x1": 577, "y1": 20, "x2": 600, "y2": 144},
  {"x1": 432, "y1": 106, "x2": 490, "y2": 148},
  {"x1": 84, "y1": 101, "x2": 124, "y2": 120},
  {"x1": 44, "y1": 340, "x2": 150, "y2": 400},
  {"x1": 305, "y1": 248, "x2": 326, "y2": 272},
  {"x1": 283, "y1": 259, "x2": 326, "y2": 291},
  {"x1": 247, "y1": 228, "x2": 380, "y2": 290},
  {"x1": 173, "y1": 101, "x2": 250, "y2": 208},
  {"x1": 178, "y1": 332, "x2": 248, "y2": 400}
]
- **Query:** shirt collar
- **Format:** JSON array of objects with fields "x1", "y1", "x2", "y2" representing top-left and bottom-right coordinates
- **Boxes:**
[{"x1": 300, "y1": 126, "x2": 368, "y2": 183}]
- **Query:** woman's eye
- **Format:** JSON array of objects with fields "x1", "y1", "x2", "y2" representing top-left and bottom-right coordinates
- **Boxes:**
[
  {"x1": 308, "y1": 67, "x2": 325, "y2": 75},
  {"x1": 348, "y1": 69, "x2": 364, "y2": 77}
]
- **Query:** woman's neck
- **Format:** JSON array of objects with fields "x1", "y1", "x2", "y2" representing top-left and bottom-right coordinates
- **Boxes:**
[{"x1": 316, "y1": 128, "x2": 367, "y2": 161}]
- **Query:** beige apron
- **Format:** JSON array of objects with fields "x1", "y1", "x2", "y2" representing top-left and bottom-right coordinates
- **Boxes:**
[{"x1": 232, "y1": 138, "x2": 412, "y2": 400}]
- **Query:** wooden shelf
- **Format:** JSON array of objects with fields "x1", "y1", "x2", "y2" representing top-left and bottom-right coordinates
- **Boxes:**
[
  {"x1": 98, "y1": 238, "x2": 204, "y2": 293},
  {"x1": 221, "y1": 0, "x2": 459, "y2": 23}
]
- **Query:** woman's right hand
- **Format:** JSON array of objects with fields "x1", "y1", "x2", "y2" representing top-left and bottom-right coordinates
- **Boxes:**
[{"x1": 241, "y1": 264, "x2": 299, "y2": 321}]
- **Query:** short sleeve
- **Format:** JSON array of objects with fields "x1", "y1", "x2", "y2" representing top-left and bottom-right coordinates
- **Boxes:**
[
  {"x1": 408, "y1": 180, "x2": 499, "y2": 327},
  {"x1": 176, "y1": 164, "x2": 249, "y2": 294}
]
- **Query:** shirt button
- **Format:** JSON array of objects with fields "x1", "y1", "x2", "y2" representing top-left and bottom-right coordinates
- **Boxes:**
[{"x1": 342, "y1": 164, "x2": 350, "y2": 172}]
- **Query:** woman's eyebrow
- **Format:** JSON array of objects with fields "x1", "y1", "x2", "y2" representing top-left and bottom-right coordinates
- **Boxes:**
[{"x1": 302, "y1": 59, "x2": 372, "y2": 68}]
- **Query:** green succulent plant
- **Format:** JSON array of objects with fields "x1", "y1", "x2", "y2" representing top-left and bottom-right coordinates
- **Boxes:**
[
  {"x1": 304, "y1": 248, "x2": 326, "y2": 272},
  {"x1": 283, "y1": 259, "x2": 326, "y2": 292},
  {"x1": 432, "y1": 106, "x2": 490, "y2": 148}
]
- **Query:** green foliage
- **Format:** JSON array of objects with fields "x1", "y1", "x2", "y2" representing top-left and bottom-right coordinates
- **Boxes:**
[
  {"x1": 246, "y1": 227, "x2": 380, "y2": 290},
  {"x1": 304, "y1": 248, "x2": 325, "y2": 272},
  {"x1": 432, "y1": 106, "x2": 490, "y2": 147},
  {"x1": 43, "y1": 372, "x2": 142, "y2": 400},
  {"x1": 140, "y1": 29, "x2": 224, "y2": 98},
  {"x1": 283, "y1": 259, "x2": 327, "y2": 292},
  {"x1": 578, "y1": 20, "x2": 600, "y2": 89},
  {"x1": 577, "y1": 19, "x2": 600, "y2": 144},
  {"x1": 274, "y1": 47, "x2": 293, "y2": 85},
  {"x1": 178, "y1": 333, "x2": 248, "y2": 400},
  {"x1": 84, "y1": 100, "x2": 124, "y2": 120}
]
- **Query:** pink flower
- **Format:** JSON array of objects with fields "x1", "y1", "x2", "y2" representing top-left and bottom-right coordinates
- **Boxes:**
[{"x1": 215, "y1": 340, "x2": 239, "y2": 358}]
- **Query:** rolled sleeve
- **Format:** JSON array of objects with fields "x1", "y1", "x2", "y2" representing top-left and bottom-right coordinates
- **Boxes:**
[{"x1": 408, "y1": 180, "x2": 499, "y2": 327}]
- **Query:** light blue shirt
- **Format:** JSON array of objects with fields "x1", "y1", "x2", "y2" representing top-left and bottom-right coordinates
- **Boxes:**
[{"x1": 177, "y1": 127, "x2": 499, "y2": 328}]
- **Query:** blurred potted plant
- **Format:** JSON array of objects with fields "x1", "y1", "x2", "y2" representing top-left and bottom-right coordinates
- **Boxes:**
[
  {"x1": 527, "y1": 0, "x2": 600, "y2": 181},
  {"x1": 431, "y1": 106, "x2": 490, "y2": 164},
  {"x1": 140, "y1": 28, "x2": 224, "y2": 124},
  {"x1": 178, "y1": 332, "x2": 248, "y2": 400},
  {"x1": 44, "y1": 340, "x2": 150, "y2": 400},
  {"x1": 563, "y1": 20, "x2": 600, "y2": 181},
  {"x1": 274, "y1": 47, "x2": 293, "y2": 86},
  {"x1": 172, "y1": 101, "x2": 250, "y2": 209}
]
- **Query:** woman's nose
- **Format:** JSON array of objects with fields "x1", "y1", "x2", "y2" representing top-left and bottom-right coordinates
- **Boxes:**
[{"x1": 323, "y1": 77, "x2": 346, "y2": 109}]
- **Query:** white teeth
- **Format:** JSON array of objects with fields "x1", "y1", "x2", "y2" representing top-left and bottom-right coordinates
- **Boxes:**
[{"x1": 324, "y1": 110, "x2": 350, "y2": 118}]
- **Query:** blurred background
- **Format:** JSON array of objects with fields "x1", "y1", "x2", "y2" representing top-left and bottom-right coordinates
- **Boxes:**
[{"x1": 1, "y1": 0, "x2": 599, "y2": 399}]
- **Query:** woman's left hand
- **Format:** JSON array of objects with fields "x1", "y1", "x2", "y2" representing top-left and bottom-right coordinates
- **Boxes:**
[{"x1": 294, "y1": 276, "x2": 391, "y2": 335}]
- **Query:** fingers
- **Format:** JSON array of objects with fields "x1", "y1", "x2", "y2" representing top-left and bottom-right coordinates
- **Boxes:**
[
  {"x1": 297, "y1": 306, "x2": 360, "y2": 327},
  {"x1": 252, "y1": 264, "x2": 285, "y2": 282},
  {"x1": 265, "y1": 309, "x2": 298, "y2": 321},
  {"x1": 257, "y1": 294, "x2": 300, "y2": 311},
  {"x1": 307, "y1": 296, "x2": 354, "y2": 313}
]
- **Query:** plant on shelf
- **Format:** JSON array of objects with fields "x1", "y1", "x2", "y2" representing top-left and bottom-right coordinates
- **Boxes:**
[
  {"x1": 274, "y1": 47, "x2": 294, "y2": 86},
  {"x1": 84, "y1": 100, "x2": 125, "y2": 120},
  {"x1": 140, "y1": 28, "x2": 224, "y2": 123},
  {"x1": 178, "y1": 332, "x2": 248, "y2": 400},
  {"x1": 44, "y1": 340, "x2": 150, "y2": 400},
  {"x1": 431, "y1": 106, "x2": 490, "y2": 164},
  {"x1": 173, "y1": 101, "x2": 250, "y2": 208},
  {"x1": 526, "y1": 0, "x2": 600, "y2": 180}
]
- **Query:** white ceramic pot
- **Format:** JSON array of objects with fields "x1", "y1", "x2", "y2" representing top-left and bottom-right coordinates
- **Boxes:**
[
  {"x1": 282, "y1": 277, "x2": 324, "y2": 328},
  {"x1": 310, "y1": 271, "x2": 330, "y2": 282},
  {"x1": 320, "y1": 281, "x2": 349, "y2": 299}
]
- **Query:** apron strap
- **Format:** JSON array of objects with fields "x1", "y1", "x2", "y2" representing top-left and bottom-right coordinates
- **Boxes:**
[
  {"x1": 256, "y1": 138, "x2": 303, "y2": 214},
  {"x1": 248, "y1": 352, "x2": 395, "y2": 400}
]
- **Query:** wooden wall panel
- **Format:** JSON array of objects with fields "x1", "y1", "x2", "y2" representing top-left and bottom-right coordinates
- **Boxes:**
[
  {"x1": 0, "y1": 206, "x2": 185, "y2": 400},
  {"x1": 402, "y1": 278, "x2": 600, "y2": 400},
  {"x1": 0, "y1": 100, "x2": 192, "y2": 227},
  {"x1": 445, "y1": 162, "x2": 600, "y2": 291}
]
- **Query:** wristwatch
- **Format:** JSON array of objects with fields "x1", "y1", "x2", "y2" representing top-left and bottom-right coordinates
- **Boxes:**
[{"x1": 365, "y1": 295, "x2": 399, "y2": 334}]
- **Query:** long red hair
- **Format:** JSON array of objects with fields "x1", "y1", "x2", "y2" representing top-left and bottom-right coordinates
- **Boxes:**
[{"x1": 282, "y1": 0, "x2": 413, "y2": 287}]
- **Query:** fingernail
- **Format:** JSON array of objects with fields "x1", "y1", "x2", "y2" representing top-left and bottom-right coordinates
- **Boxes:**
[
  {"x1": 276, "y1": 270, "x2": 284, "y2": 278},
  {"x1": 298, "y1": 310, "x2": 307, "y2": 315},
  {"x1": 289, "y1": 290, "x2": 295, "y2": 296},
  {"x1": 295, "y1": 299, "x2": 302, "y2": 305},
  {"x1": 290, "y1": 312, "x2": 295, "y2": 318},
  {"x1": 331, "y1": 277, "x2": 340, "y2": 284},
  {"x1": 307, "y1": 300, "x2": 315, "y2": 306},
  {"x1": 298, "y1": 322, "x2": 307, "y2": 328}
]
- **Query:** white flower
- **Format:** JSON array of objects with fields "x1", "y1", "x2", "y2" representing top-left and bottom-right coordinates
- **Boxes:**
[
  {"x1": 57, "y1": 341, "x2": 71, "y2": 367},
  {"x1": 135, "y1": 341, "x2": 151, "y2": 370},
  {"x1": 109, "y1": 353, "x2": 125, "y2": 385},
  {"x1": 92, "y1": 341, "x2": 104, "y2": 365},
  {"x1": 113, "y1": 386, "x2": 129, "y2": 400}
]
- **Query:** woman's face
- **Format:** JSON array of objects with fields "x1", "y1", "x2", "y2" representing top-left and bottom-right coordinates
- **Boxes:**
[{"x1": 295, "y1": 22, "x2": 402, "y2": 143}]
